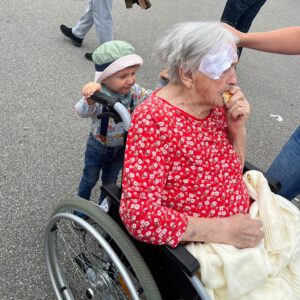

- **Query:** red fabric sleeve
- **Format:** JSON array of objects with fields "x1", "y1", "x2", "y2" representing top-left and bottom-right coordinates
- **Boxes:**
[{"x1": 119, "y1": 105, "x2": 188, "y2": 247}]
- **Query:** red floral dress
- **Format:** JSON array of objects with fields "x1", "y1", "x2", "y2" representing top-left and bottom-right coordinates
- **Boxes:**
[{"x1": 120, "y1": 92, "x2": 250, "y2": 247}]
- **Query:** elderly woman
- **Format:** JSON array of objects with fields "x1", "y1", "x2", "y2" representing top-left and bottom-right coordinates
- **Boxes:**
[{"x1": 119, "y1": 22, "x2": 264, "y2": 249}]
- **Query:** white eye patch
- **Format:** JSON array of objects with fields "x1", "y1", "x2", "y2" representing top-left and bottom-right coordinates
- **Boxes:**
[{"x1": 198, "y1": 44, "x2": 238, "y2": 80}]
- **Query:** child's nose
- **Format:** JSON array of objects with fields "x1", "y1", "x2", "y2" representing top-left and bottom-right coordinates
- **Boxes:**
[{"x1": 127, "y1": 75, "x2": 136, "y2": 85}]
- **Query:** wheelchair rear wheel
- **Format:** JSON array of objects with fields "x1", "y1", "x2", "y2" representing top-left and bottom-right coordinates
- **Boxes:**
[{"x1": 45, "y1": 197, "x2": 162, "y2": 300}]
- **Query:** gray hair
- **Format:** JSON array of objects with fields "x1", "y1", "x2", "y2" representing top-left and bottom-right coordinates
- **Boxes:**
[{"x1": 153, "y1": 21, "x2": 239, "y2": 82}]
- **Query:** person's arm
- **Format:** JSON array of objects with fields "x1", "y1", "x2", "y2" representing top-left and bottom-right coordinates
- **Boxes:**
[
  {"x1": 155, "y1": 68, "x2": 170, "y2": 89},
  {"x1": 224, "y1": 24, "x2": 300, "y2": 55},
  {"x1": 120, "y1": 106, "x2": 189, "y2": 247},
  {"x1": 75, "y1": 82, "x2": 102, "y2": 118},
  {"x1": 130, "y1": 83, "x2": 153, "y2": 105},
  {"x1": 240, "y1": 27, "x2": 300, "y2": 55},
  {"x1": 223, "y1": 86, "x2": 250, "y2": 168},
  {"x1": 182, "y1": 213, "x2": 263, "y2": 249}
]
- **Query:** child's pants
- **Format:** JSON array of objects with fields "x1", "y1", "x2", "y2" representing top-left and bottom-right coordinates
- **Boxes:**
[{"x1": 78, "y1": 133, "x2": 124, "y2": 203}]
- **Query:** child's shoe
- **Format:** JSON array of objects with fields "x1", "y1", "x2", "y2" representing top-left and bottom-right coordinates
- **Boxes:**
[{"x1": 99, "y1": 198, "x2": 112, "y2": 213}]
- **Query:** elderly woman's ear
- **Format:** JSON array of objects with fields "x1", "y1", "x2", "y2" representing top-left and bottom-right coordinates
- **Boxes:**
[{"x1": 179, "y1": 67, "x2": 193, "y2": 89}]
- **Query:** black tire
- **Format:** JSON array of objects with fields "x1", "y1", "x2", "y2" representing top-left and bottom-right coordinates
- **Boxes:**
[{"x1": 45, "y1": 197, "x2": 162, "y2": 300}]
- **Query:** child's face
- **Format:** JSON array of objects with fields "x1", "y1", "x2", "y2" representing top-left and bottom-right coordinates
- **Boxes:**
[{"x1": 102, "y1": 65, "x2": 139, "y2": 95}]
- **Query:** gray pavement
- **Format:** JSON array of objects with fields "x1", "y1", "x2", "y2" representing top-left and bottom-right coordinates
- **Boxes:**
[{"x1": 0, "y1": 0, "x2": 299, "y2": 299}]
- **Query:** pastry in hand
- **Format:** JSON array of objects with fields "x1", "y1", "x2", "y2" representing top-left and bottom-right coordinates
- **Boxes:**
[{"x1": 222, "y1": 91, "x2": 232, "y2": 104}]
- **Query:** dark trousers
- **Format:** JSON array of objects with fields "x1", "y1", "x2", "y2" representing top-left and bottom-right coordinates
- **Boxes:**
[{"x1": 266, "y1": 126, "x2": 300, "y2": 200}]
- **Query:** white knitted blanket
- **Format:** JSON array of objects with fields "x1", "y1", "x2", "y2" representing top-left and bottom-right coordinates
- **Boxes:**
[{"x1": 186, "y1": 170, "x2": 300, "y2": 300}]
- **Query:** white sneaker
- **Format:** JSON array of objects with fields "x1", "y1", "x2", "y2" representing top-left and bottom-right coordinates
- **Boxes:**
[{"x1": 99, "y1": 198, "x2": 111, "y2": 213}]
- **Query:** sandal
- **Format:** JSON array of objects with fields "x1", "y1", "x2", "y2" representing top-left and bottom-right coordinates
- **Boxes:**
[
  {"x1": 138, "y1": 0, "x2": 151, "y2": 9},
  {"x1": 125, "y1": 0, "x2": 151, "y2": 9}
]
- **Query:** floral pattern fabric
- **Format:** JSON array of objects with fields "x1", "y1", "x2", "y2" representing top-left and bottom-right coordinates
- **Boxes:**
[{"x1": 120, "y1": 92, "x2": 250, "y2": 247}]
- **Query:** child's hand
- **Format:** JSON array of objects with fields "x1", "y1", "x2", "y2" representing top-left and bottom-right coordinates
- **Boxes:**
[
  {"x1": 159, "y1": 68, "x2": 169, "y2": 81},
  {"x1": 82, "y1": 82, "x2": 102, "y2": 105}
]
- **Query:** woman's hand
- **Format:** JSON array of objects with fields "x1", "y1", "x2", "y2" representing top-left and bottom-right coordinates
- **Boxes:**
[
  {"x1": 224, "y1": 86, "x2": 250, "y2": 133},
  {"x1": 215, "y1": 213, "x2": 264, "y2": 248},
  {"x1": 182, "y1": 213, "x2": 264, "y2": 249},
  {"x1": 82, "y1": 82, "x2": 102, "y2": 106},
  {"x1": 159, "y1": 68, "x2": 169, "y2": 81},
  {"x1": 222, "y1": 23, "x2": 246, "y2": 47},
  {"x1": 223, "y1": 86, "x2": 250, "y2": 166}
]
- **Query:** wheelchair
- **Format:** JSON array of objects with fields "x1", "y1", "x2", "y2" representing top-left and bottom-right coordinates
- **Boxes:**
[{"x1": 44, "y1": 92, "x2": 281, "y2": 300}]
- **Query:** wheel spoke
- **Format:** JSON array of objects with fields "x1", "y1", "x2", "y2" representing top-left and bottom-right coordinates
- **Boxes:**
[{"x1": 45, "y1": 198, "x2": 162, "y2": 300}]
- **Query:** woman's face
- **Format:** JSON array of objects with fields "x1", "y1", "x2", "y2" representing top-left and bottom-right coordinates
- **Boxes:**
[
  {"x1": 191, "y1": 42, "x2": 239, "y2": 107},
  {"x1": 193, "y1": 59, "x2": 238, "y2": 107}
]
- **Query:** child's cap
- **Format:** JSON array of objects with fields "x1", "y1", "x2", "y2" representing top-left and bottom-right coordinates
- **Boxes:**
[{"x1": 92, "y1": 40, "x2": 143, "y2": 82}]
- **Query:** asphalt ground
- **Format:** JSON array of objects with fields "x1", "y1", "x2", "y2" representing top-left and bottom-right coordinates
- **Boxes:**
[{"x1": 0, "y1": 0, "x2": 299, "y2": 299}]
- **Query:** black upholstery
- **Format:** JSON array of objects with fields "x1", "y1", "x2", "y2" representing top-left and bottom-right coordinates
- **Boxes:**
[{"x1": 243, "y1": 161, "x2": 281, "y2": 193}]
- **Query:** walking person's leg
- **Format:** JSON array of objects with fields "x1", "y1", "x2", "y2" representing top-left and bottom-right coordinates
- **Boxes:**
[
  {"x1": 60, "y1": 0, "x2": 93, "y2": 47},
  {"x1": 84, "y1": 0, "x2": 113, "y2": 60},
  {"x1": 266, "y1": 126, "x2": 300, "y2": 200},
  {"x1": 234, "y1": 0, "x2": 266, "y2": 56},
  {"x1": 92, "y1": 0, "x2": 113, "y2": 44},
  {"x1": 235, "y1": 0, "x2": 267, "y2": 33},
  {"x1": 220, "y1": 0, "x2": 244, "y2": 57},
  {"x1": 221, "y1": 0, "x2": 242, "y2": 28},
  {"x1": 221, "y1": 0, "x2": 266, "y2": 57},
  {"x1": 72, "y1": 0, "x2": 95, "y2": 40}
]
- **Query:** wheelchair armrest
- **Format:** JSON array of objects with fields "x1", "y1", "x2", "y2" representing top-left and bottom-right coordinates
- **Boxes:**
[
  {"x1": 161, "y1": 244, "x2": 200, "y2": 277},
  {"x1": 101, "y1": 183, "x2": 122, "y2": 206},
  {"x1": 243, "y1": 161, "x2": 281, "y2": 193}
]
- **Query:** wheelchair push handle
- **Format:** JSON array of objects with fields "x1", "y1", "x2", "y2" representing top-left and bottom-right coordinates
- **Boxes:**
[
  {"x1": 90, "y1": 91, "x2": 119, "y2": 107},
  {"x1": 91, "y1": 91, "x2": 131, "y2": 132}
]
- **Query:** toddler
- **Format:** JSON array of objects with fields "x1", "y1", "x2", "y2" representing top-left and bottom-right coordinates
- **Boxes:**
[{"x1": 75, "y1": 40, "x2": 152, "y2": 214}]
